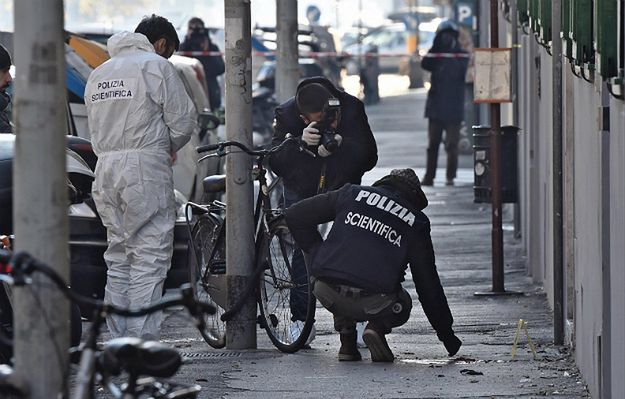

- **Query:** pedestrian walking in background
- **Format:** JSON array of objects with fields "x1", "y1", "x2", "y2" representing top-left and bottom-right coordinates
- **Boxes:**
[
  {"x1": 421, "y1": 20, "x2": 468, "y2": 187},
  {"x1": 0, "y1": 44, "x2": 13, "y2": 133},
  {"x1": 84, "y1": 14, "x2": 197, "y2": 339},
  {"x1": 285, "y1": 168, "x2": 462, "y2": 362},
  {"x1": 180, "y1": 17, "x2": 225, "y2": 111}
]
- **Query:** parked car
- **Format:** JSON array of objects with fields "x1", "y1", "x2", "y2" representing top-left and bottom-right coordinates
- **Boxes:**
[
  {"x1": 66, "y1": 142, "x2": 195, "y2": 318},
  {"x1": 342, "y1": 21, "x2": 438, "y2": 75}
]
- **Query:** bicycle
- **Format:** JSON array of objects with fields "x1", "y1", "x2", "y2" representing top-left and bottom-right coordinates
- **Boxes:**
[
  {"x1": 185, "y1": 138, "x2": 316, "y2": 353},
  {"x1": 0, "y1": 249, "x2": 216, "y2": 399},
  {"x1": 0, "y1": 235, "x2": 83, "y2": 366}
]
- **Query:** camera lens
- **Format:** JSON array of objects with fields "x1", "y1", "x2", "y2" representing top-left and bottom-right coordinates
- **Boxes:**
[{"x1": 322, "y1": 133, "x2": 338, "y2": 152}]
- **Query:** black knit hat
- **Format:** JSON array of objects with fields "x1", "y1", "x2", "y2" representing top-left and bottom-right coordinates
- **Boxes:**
[
  {"x1": 372, "y1": 168, "x2": 428, "y2": 210},
  {"x1": 390, "y1": 168, "x2": 421, "y2": 191},
  {"x1": 0, "y1": 45, "x2": 11, "y2": 71}
]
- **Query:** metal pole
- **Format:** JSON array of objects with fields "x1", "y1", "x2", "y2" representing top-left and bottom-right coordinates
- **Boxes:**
[
  {"x1": 357, "y1": 0, "x2": 363, "y2": 75},
  {"x1": 511, "y1": 0, "x2": 522, "y2": 238},
  {"x1": 13, "y1": 0, "x2": 69, "y2": 396},
  {"x1": 600, "y1": 86, "x2": 612, "y2": 398},
  {"x1": 490, "y1": 0, "x2": 504, "y2": 293},
  {"x1": 224, "y1": 0, "x2": 256, "y2": 349},
  {"x1": 275, "y1": 0, "x2": 299, "y2": 103},
  {"x1": 551, "y1": 0, "x2": 564, "y2": 346}
]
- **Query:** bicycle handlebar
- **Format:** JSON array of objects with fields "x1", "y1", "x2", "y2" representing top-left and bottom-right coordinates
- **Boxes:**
[
  {"x1": 196, "y1": 136, "x2": 298, "y2": 157},
  {"x1": 0, "y1": 250, "x2": 216, "y2": 319}
]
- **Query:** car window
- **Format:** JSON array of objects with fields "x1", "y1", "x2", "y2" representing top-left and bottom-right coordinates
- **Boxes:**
[
  {"x1": 363, "y1": 29, "x2": 405, "y2": 48},
  {"x1": 419, "y1": 30, "x2": 435, "y2": 49}
]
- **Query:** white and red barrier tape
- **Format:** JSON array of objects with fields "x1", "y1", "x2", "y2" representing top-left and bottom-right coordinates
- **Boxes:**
[{"x1": 176, "y1": 50, "x2": 471, "y2": 59}]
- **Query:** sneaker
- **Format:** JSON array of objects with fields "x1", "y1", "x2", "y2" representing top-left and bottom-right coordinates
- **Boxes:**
[
  {"x1": 445, "y1": 179, "x2": 454, "y2": 186},
  {"x1": 289, "y1": 321, "x2": 316, "y2": 346},
  {"x1": 362, "y1": 323, "x2": 394, "y2": 362},
  {"x1": 356, "y1": 322, "x2": 367, "y2": 348},
  {"x1": 338, "y1": 332, "x2": 362, "y2": 361}
]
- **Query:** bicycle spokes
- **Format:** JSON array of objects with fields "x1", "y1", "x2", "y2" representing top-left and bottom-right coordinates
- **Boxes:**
[{"x1": 258, "y1": 225, "x2": 315, "y2": 353}]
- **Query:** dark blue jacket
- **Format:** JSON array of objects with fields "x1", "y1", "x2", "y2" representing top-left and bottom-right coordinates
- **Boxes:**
[
  {"x1": 285, "y1": 182, "x2": 455, "y2": 340},
  {"x1": 421, "y1": 35, "x2": 468, "y2": 124}
]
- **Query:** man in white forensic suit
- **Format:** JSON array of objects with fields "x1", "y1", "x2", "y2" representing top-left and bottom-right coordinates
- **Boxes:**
[{"x1": 84, "y1": 14, "x2": 197, "y2": 339}]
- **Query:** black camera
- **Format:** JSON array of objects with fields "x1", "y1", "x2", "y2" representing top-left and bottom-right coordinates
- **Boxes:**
[{"x1": 315, "y1": 97, "x2": 340, "y2": 153}]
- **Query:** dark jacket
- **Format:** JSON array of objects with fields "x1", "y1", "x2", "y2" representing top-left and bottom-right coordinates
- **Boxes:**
[
  {"x1": 180, "y1": 37, "x2": 225, "y2": 79},
  {"x1": 269, "y1": 77, "x2": 378, "y2": 198},
  {"x1": 421, "y1": 33, "x2": 468, "y2": 124},
  {"x1": 0, "y1": 91, "x2": 11, "y2": 133},
  {"x1": 285, "y1": 182, "x2": 455, "y2": 340},
  {"x1": 180, "y1": 37, "x2": 224, "y2": 110}
]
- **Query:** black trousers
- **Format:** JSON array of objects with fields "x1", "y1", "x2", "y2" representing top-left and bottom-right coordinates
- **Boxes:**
[{"x1": 424, "y1": 119, "x2": 461, "y2": 181}]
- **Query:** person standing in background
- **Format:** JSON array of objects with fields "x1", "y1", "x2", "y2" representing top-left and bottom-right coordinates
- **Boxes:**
[
  {"x1": 0, "y1": 44, "x2": 13, "y2": 133},
  {"x1": 181, "y1": 17, "x2": 225, "y2": 112},
  {"x1": 420, "y1": 20, "x2": 468, "y2": 187}
]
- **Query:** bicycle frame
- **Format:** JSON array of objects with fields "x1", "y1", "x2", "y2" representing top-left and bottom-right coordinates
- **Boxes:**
[{"x1": 192, "y1": 138, "x2": 316, "y2": 352}]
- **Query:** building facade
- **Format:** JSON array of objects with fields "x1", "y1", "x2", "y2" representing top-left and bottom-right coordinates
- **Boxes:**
[{"x1": 482, "y1": 1, "x2": 625, "y2": 398}]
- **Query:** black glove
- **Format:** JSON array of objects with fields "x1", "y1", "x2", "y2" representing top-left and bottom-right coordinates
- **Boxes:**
[{"x1": 443, "y1": 334, "x2": 462, "y2": 356}]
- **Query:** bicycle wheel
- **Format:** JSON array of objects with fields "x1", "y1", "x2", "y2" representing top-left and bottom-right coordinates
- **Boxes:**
[
  {"x1": 189, "y1": 213, "x2": 227, "y2": 349},
  {"x1": 257, "y1": 220, "x2": 315, "y2": 353}
]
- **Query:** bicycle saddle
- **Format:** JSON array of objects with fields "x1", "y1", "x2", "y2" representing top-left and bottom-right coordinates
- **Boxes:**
[
  {"x1": 203, "y1": 174, "x2": 226, "y2": 194},
  {"x1": 99, "y1": 337, "x2": 182, "y2": 378}
]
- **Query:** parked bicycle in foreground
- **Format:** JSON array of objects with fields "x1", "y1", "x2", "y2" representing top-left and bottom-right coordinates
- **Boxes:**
[
  {"x1": 0, "y1": 249, "x2": 216, "y2": 399},
  {"x1": 186, "y1": 138, "x2": 316, "y2": 353}
]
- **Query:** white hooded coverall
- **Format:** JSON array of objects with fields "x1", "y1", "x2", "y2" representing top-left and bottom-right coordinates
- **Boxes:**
[{"x1": 84, "y1": 32, "x2": 197, "y2": 339}]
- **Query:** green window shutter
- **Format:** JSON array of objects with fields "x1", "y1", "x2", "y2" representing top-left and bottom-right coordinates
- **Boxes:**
[
  {"x1": 596, "y1": 0, "x2": 618, "y2": 78},
  {"x1": 518, "y1": 0, "x2": 530, "y2": 25},
  {"x1": 529, "y1": 0, "x2": 540, "y2": 34},
  {"x1": 539, "y1": 0, "x2": 552, "y2": 44},
  {"x1": 571, "y1": 0, "x2": 594, "y2": 66},
  {"x1": 561, "y1": 0, "x2": 572, "y2": 58}
]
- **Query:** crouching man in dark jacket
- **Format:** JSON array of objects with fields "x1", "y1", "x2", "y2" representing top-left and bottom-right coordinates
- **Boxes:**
[{"x1": 285, "y1": 168, "x2": 461, "y2": 362}]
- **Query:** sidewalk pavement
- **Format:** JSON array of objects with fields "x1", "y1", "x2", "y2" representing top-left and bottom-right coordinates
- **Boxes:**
[{"x1": 154, "y1": 81, "x2": 590, "y2": 398}]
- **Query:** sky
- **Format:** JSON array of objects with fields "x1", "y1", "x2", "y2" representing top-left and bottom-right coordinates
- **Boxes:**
[{"x1": 0, "y1": 0, "x2": 408, "y2": 35}]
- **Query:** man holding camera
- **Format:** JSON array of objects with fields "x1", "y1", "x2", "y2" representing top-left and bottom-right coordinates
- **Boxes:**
[
  {"x1": 269, "y1": 77, "x2": 378, "y2": 344},
  {"x1": 285, "y1": 168, "x2": 462, "y2": 362},
  {"x1": 180, "y1": 17, "x2": 225, "y2": 111}
]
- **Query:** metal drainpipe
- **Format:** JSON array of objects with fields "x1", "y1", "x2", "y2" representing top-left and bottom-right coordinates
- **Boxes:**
[
  {"x1": 511, "y1": 0, "x2": 521, "y2": 238},
  {"x1": 551, "y1": 0, "x2": 564, "y2": 345}
]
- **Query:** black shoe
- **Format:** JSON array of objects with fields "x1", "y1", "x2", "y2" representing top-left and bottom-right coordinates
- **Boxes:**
[
  {"x1": 338, "y1": 332, "x2": 362, "y2": 361},
  {"x1": 362, "y1": 323, "x2": 394, "y2": 362},
  {"x1": 421, "y1": 177, "x2": 433, "y2": 186},
  {"x1": 445, "y1": 179, "x2": 454, "y2": 186}
]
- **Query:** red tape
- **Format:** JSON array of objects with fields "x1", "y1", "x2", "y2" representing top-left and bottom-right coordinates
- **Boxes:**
[{"x1": 176, "y1": 50, "x2": 471, "y2": 59}]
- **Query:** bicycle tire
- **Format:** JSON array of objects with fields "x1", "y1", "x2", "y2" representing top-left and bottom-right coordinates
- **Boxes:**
[
  {"x1": 257, "y1": 220, "x2": 315, "y2": 353},
  {"x1": 189, "y1": 213, "x2": 227, "y2": 349}
]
